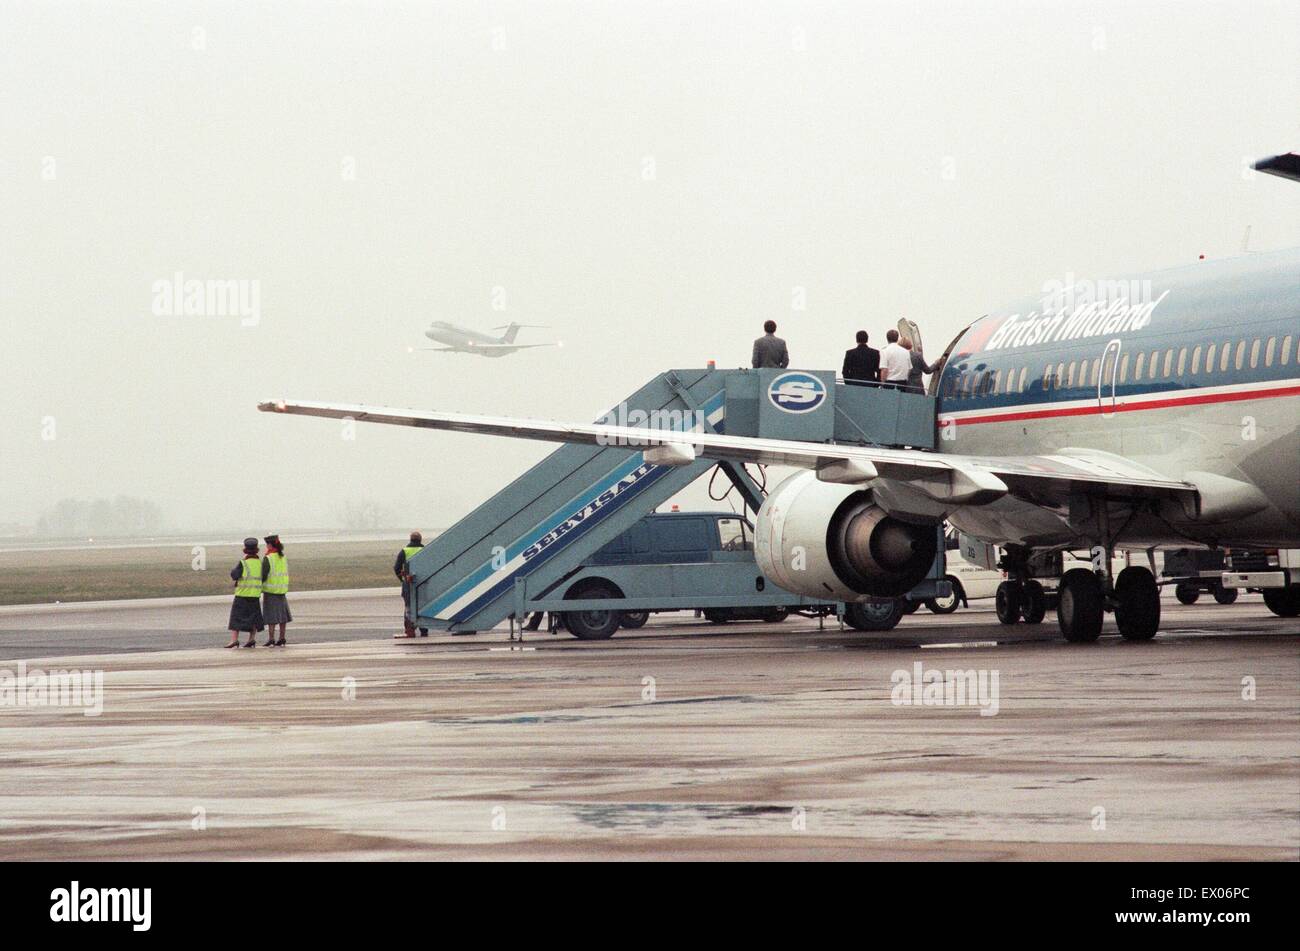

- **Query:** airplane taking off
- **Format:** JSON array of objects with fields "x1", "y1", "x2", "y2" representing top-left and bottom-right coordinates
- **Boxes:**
[
  {"x1": 263, "y1": 154, "x2": 1300, "y2": 643},
  {"x1": 416, "y1": 320, "x2": 559, "y2": 357}
]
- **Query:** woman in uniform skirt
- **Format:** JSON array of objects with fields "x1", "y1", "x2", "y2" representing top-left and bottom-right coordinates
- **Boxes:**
[
  {"x1": 226, "y1": 537, "x2": 265, "y2": 648},
  {"x1": 260, "y1": 534, "x2": 292, "y2": 647}
]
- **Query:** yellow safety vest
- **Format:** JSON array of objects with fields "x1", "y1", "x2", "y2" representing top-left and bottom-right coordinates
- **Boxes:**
[
  {"x1": 234, "y1": 558, "x2": 262, "y2": 598},
  {"x1": 403, "y1": 545, "x2": 423, "y2": 563},
  {"x1": 264, "y1": 553, "x2": 289, "y2": 595}
]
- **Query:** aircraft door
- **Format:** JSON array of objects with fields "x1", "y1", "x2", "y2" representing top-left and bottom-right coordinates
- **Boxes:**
[
  {"x1": 897, "y1": 318, "x2": 923, "y2": 355},
  {"x1": 1097, "y1": 338, "x2": 1121, "y2": 417}
]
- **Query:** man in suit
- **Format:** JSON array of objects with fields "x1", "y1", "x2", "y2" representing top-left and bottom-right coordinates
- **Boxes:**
[
  {"x1": 841, "y1": 330, "x2": 880, "y2": 384},
  {"x1": 752, "y1": 320, "x2": 790, "y2": 369}
]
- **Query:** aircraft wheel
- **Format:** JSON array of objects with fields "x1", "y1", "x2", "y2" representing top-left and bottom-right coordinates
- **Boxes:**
[
  {"x1": 620, "y1": 610, "x2": 649, "y2": 629},
  {"x1": 900, "y1": 600, "x2": 921, "y2": 615},
  {"x1": 562, "y1": 580, "x2": 623, "y2": 640},
  {"x1": 1263, "y1": 585, "x2": 1300, "y2": 618},
  {"x1": 1212, "y1": 583, "x2": 1239, "y2": 605},
  {"x1": 845, "y1": 599, "x2": 905, "y2": 631},
  {"x1": 1115, "y1": 566, "x2": 1160, "y2": 641},
  {"x1": 1057, "y1": 569, "x2": 1103, "y2": 643},
  {"x1": 995, "y1": 581, "x2": 1021, "y2": 625},
  {"x1": 1174, "y1": 580, "x2": 1200, "y2": 605},
  {"x1": 1021, "y1": 580, "x2": 1047, "y2": 624},
  {"x1": 703, "y1": 609, "x2": 732, "y2": 624},
  {"x1": 926, "y1": 578, "x2": 962, "y2": 614},
  {"x1": 762, "y1": 607, "x2": 791, "y2": 623}
]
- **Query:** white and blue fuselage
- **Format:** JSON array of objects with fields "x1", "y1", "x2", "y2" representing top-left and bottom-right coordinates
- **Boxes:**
[{"x1": 934, "y1": 249, "x2": 1300, "y2": 549}]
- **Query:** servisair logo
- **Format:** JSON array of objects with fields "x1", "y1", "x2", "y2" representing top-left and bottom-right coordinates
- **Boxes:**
[
  {"x1": 520, "y1": 463, "x2": 656, "y2": 560},
  {"x1": 768, "y1": 372, "x2": 827, "y2": 414}
]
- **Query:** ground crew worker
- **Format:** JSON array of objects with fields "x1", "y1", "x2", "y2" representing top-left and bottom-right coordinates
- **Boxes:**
[
  {"x1": 225, "y1": 537, "x2": 265, "y2": 648},
  {"x1": 394, "y1": 531, "x2": 429, "y2": 637},
  {"x1": 751, "y1": 320, "x2": 790, "y2": 369},
  {"x1": 261, "y1": 534, "x2": 292, "y2": 647}
]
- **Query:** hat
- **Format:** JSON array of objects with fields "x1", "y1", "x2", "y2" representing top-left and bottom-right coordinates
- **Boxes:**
[{"x1": 242, "y1": 537, "x2": 259, "y2": 553}]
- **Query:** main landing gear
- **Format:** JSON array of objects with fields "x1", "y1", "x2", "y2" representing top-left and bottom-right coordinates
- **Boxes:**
[{"x1": 1003, "y1": 543, "x2": 1162, "y2": 643}]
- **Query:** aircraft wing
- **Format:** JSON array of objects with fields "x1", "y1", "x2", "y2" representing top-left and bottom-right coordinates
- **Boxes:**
[{"x1": 257, "y1": 399, "x2": 1199, "y2": 514}]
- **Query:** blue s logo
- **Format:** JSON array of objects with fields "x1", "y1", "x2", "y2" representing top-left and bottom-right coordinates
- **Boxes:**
[{"x1": 768, "y1": 372, "x2": 827, "y2": 414}]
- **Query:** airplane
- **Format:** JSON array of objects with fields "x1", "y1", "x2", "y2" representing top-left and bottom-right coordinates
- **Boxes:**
[
  {"x1": 261, "y1": 153, "x2": 1300, "y2": 643},
  {"x1": 414, "y1": 320, "x2": 560, "y2": 357}
]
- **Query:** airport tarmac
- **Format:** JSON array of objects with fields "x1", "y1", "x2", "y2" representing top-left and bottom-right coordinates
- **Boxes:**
[{"x1": 0, "y1": 594, "x2": 1296, "y2": 860}]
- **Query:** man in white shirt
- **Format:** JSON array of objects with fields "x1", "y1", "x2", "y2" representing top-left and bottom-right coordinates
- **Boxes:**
[{"x1": 879, "y1": 329, "x2": 911, "y2": 387}]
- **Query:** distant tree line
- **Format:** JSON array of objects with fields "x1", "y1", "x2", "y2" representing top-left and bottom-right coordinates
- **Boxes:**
[{"x1": 35, "y1": 496, "x2": 165, "y2": 538}]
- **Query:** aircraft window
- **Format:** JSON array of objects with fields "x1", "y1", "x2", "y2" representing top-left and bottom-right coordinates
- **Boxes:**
[
  {"x1": 1162, "y1": 349, "x2": 1174, "y2": 378},
  {"x1": 1091, "y1": 358, "x2": 1101, "y2": 386},
  {"x1": 1018, "y1": 366, "x2": 1028, "y2": 392},
  {"x1": 1042, "y1": 366, "x2": 1052, "y2": 390},
  {"x1": 1206, "y1": 343, "x2": 1216, "y2": 373},
  {"x1": 1220, "y1": 342, "x2": 1231, "y2": 372},
  {"x1": 1145, "y1": 351, "x2": 1156, "y2": 379},
  {"x1": 1118, "y1": 353, "x2": 1129, "y2": 384},
  {"x1": 1250, "y1": 338, "x2": 1261, "y2": 369},
  {"x1": 1235, "y1": 340, "x2": 1245, "y2": 370},
  {"x1": 1191, "y1": 346, "x2": 1201, "y2": 374},
  {"x1": 990, "y1": 369, "x2": 1000, "y2": 395},
  {"x1": 1134, "y1": 352, "x2": 1145, "y2": 380},
  {"x1": 1065, "y1": 362, "x2": 1075, "y2": 388},
  {"x1": 1056, "y1": 362, "x2": 1065, "y2": 387},
  {"x1": 961, "y1": 371, "x2": 974, "y2": 397},
  {"x1": 1282, "y1": 335, "x2": 1293, "y2": 365},
  {"x1": 1265, "y1": 337, "x2": 1276, "y2": 367},
  {"x1": 1176, "y1": 347, "x2": 1187, "y2": 376}
]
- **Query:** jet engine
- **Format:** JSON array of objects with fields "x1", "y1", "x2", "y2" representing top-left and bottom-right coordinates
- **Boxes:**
[{"x1": 754, "y1": 470, "x2": 939, "y2": 600}]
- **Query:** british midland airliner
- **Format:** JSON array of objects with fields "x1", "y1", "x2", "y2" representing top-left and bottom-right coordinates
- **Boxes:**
[{"x1": 264, "y1": 153, "x2": 1300, "y2": 642}]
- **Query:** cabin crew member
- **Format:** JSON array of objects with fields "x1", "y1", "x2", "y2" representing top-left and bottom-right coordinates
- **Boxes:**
[
  {"x1": 394, "y1": 532, "x2": 429, "y2": 637},
  {"x1": 260, "y1": 534, "x2": 292, "y2": 647},
  {"x1": 900, "y1": 336, "x2": 937, "y2": 394},
  {"x1": 841, "y1": 330, "x2": 880, "y2": 384},
  {"x1": 879, "y1": 329, "x2": 910, "y2": 387},
  {"x1": 225, "y1": 538, "x2": 265, "y2": 649},
  {"x1": 752, "y1": 320, "x2": 790, "y2": 369}
]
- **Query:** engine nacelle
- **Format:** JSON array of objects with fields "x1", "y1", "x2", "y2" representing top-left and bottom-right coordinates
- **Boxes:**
[{"x1": 754, "y1": 470, "x2": 938, "y2": 600}]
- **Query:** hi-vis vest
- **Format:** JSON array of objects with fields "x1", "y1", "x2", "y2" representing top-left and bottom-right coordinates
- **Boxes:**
[
  {"x1": 403, "y1": 546, "x2": 423, "y2": 563},
  {"x1": 234, "y1": 558, "x2": 262, "y2": 598},
  {"x1": 264, "y1": 553, "x2": 289, "y2": 595}
]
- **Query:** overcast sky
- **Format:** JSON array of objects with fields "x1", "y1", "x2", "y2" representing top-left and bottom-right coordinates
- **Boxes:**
[{"x1": 3, "y1": 0, "x2": 1298, "y2": 534}]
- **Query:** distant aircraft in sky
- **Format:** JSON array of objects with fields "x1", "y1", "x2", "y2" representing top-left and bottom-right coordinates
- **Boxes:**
[{"x1": 413, "y1": 321, "x2": 560, "y2": 357}]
